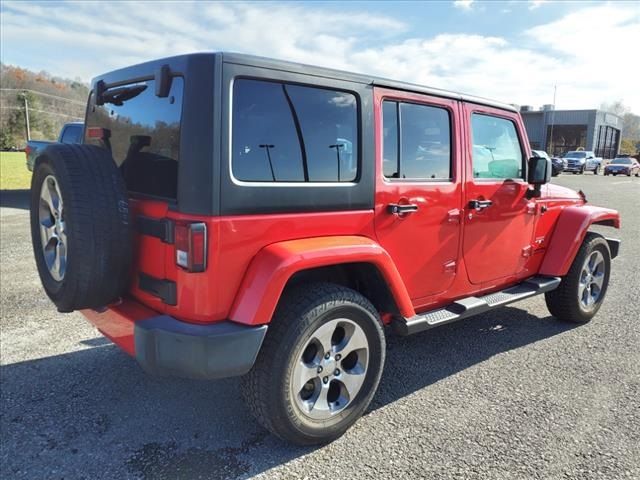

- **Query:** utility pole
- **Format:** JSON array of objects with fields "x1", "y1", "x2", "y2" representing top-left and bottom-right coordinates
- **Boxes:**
[
  {"x1": 22, "y1": 92, "x2": 31, "y2": 141},
  {"x1": 548, "y1": 84, "x2": 556, "y2": 156}
]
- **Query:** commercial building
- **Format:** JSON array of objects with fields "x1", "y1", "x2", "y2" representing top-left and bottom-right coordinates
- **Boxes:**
[{"x1": 521, "y1": 105, "x2": 622, "y2": 159}]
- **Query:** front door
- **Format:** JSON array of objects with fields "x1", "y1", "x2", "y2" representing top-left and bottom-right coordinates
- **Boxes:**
[
  {"x1": 462, "y1": 103, "x2": 536, "y2": 285},
  {"x1": 373, "y1": 88, "x2": 463, "y2": 301}
]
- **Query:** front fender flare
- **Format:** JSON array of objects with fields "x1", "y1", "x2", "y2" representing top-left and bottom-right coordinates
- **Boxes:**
[
  {"x1": 539, "y1": 205, "x2": 620, "y2": 276},
  {"x1": 229, "y1": 236, "x2": 415, "y2": 326}
]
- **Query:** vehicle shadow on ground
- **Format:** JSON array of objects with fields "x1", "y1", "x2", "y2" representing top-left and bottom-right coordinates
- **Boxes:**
[
  {"x1": 0, "y1": 189, "x2": 29, "y2": 210},
  {"x1": 1, "y1": 306, "x2": 578, "y2": 479}
]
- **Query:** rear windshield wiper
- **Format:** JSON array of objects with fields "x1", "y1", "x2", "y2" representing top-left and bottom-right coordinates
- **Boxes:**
[{"x1": 98, "y1": 84, "x2": 147, "y2": 106}]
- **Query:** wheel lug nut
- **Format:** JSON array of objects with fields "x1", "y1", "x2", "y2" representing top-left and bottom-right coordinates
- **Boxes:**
[
  {"x1": 324, "y1": 353, "x2": 330, "y2": 360},
  {"x1": 323, "y1": 376, "x2": 329, "y2": 384},
  {"x1": 317, "y1": 366, "x2": 323, "y2": 373},
  {"x1": 334, "y1": 369, "x2": 340, "y2": 376},
  {"x1": 335, "y1": 354, "x2": 341, "y2": 361}
]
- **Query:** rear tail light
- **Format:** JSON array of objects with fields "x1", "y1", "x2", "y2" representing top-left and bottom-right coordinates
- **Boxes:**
[
  {"x1": 175, "y1": 222, "x2": 207, "y2": 272},
  {"x1": 86, "y1": 127, "x2": 110, "y2": 140},
  {"x1": 24, "y1": 145, "x2": 31, "y2": 157}
]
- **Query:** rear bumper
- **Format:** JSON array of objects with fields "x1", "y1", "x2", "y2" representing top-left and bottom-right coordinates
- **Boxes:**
[{"x1": 81, "y1": 301, "x2": 267, "y2": 380}]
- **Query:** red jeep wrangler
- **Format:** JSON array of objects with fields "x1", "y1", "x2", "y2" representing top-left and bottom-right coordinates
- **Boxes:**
[{"x1": 30, "y1": 53, "x2": 621, "y2": 445}]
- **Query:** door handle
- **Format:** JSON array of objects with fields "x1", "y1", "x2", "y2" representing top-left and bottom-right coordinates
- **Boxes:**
[
  {"x1": 388, "y1": 203, "x2": 419, "y2": 215},
  {"x1": 468, "y1": 199, "x2": 493, "y2": 211}
]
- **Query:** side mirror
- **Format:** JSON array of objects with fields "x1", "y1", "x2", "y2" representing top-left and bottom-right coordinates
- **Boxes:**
[{"x1": 526, "y1": 156, "x2": 551, "y2": 198}]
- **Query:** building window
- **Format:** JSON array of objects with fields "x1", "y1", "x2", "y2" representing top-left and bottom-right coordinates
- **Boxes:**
[{"x1": 546, "y1": 124, "x2": 587, "y2": 157}]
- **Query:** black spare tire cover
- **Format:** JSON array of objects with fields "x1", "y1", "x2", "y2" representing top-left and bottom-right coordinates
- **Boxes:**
[{"x1": 30, "y1": 144, "x2": 132, "y2": 312}]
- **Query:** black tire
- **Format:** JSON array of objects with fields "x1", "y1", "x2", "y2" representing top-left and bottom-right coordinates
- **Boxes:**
[
  {"x1": 30, "y1": 144, "x2": 132, "y2": 312},
  {"x1": 545, "y1": 232, "x2": 611, "y2": 324},
  {"x1": 594, "y1": 165, "x2": 599, "y2": 175},
  {"x1": 241, "y1": 283, "x2": 385, "y2": 445},
  {"x1": 580, "y1": 166, "x2": 585, "y2": 174}
]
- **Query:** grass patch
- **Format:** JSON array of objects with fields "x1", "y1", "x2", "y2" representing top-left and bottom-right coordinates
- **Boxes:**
[{"x1": 0, "y1": 151, "x2": 31, "y2": 190}]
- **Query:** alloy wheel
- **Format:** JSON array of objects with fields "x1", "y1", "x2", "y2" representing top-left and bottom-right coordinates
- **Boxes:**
[
  {"x1": 292, "y1": 318, "x2": 369, "y2": 420},
  {"x1": 38, "y1": 175, "x2": 67, "y2": 281},
  {"x1": 578, "y1": 250, "x2": 605, "y2": 311}
]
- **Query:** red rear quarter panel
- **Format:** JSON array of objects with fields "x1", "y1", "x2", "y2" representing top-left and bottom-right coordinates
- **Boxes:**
[{"x1": 229, "y1": 235, "x2": 415, "y2": 326}]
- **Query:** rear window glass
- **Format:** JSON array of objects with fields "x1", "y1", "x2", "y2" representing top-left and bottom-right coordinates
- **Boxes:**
[
  {"x1": 85, "y1": 77, "x2": 183, "y2": 200},
  {"x1": 232, "y1": 79, "x2": 358, "y2": 183},
  {"x1": 60, "y1": 124, "x2": 83, "y2": 144}
]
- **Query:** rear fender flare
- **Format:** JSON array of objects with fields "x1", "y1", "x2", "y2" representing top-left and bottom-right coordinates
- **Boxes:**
[
  {"x1": 229, "y1": 236, "x2": 415, "y2": 325},
  {"x1": 539, "y1": 205, "x2": 620, "y2": 276}
]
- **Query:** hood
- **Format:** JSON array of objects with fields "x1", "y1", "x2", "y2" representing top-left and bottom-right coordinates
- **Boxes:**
[{"x1": 541, "y1": 183, "x2": 581, "y2": 200}]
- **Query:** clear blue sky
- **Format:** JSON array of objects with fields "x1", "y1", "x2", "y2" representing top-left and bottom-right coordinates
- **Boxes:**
[{"x1": 2, "y1": 1, "x2": 638, "y2": 111}]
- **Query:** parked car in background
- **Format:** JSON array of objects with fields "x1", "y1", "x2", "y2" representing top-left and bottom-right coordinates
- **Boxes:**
[
  {"x1": 604, "y1": 157, "x2": 640, "y2": 176},
  {"x1": 551, "y1": 156, "x2": 567, "y2": 176},
  {"x1": 25, "y1": 122, "x2": 84, "y2": 171},
  {"x1": 533, "y1": 150, "x2": 563, "y2": 176},
  {"x1": 563, "y1": 150, "x2": 602, "y2": 174}
]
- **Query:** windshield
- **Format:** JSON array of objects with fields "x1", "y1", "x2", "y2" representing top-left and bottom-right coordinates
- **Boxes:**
[
  {"x1": 565, "y1": 152, "x2": 586, "y2": 159},
  {"x1": 612, "y1": 158, "x2": 632, "y2": 164}
]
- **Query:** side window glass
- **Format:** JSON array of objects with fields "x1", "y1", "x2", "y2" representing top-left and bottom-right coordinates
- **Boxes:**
[
  {"x1": 400, "y1": 103, "x2": 451, "y2": 179},
  {"x1": 471, "y1": 114, "x2": 524, "y2": 179},
  {"x1": 383, "y1": 101, "x2": 451, "y2": 180},
  {"x1": 232, "y1": 79, "x2": 359, "y2": 183},
  {"x1": 232, "y1": 80, "x2": 304, "y2": 181},
  {"x1": 382, "y1": 101, "x2": 399, "y2": 178},
  {"x1": 286, "y1": 85, "x2": 358, "y2": 182}
]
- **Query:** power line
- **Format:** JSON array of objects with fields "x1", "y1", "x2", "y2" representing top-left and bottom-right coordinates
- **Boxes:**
[
  {"x1": 0, "y1": 105, "x2": 82, "y2": 119},
  {"x1": 0, "y1": 88, "x2": 86, "y2": 106}
]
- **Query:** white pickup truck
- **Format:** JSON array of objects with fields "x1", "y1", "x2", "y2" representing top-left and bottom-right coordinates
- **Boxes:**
[{"x1": 563, "y1": 150, "x2": 602, "y2": 174}]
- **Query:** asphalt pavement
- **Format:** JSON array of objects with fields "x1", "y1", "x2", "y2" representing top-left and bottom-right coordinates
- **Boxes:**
[{"x1": 1, "y1": 174, "x2": 639, "y2": 479}]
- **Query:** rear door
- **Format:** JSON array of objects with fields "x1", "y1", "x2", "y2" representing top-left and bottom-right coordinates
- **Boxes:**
[
  {"x1": 461, "y1": 103, "x2": 536, "y2": 285},
  {"x1": 373, "y1": 87, "x2": 463, "y2": 300}
]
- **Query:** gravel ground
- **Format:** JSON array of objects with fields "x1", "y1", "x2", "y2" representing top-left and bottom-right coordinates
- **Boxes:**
[{"x1": 1, "y1": 174, "x2": 639, "y2": 480}]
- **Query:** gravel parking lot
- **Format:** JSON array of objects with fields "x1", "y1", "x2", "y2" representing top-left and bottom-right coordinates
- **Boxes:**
[{"x1": 1, "y1": 174, "x2": 639, "y2": 480}]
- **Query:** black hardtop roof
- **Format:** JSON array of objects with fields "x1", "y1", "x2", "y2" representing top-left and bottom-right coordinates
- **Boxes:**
[{"x1": 93, "y1": 51, "x2": 517, "y2": 112}]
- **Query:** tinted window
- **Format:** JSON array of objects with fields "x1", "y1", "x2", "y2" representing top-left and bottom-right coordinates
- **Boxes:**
[
  {"x1": 471, "y1": 114, "x2": 523, "y2": 179},
  {"x1": 382, "y1": 101, "x2": 399, "y2": 178},
  {"x1": 86, "y1": 77, "x2": 183, "y2": 200},
  {"x1": 232, "y1": 79, "x2": 358, "y2": 182},
  {"x1": 383, "y1": 101, "x2": 451, "y2": 180},
  {"x1": 60, "y1": 124, "x2": 83, "y2": 144}
]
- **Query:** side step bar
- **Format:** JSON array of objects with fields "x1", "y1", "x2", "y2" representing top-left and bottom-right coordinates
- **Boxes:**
[{"x1": 393, "y1": 276, "x2": 561, "y2": 336}]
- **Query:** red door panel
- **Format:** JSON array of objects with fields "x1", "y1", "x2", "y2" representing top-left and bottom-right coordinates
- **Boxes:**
[
  {"x1": 373, "y1": 88, "x2": 463, "y2": 300},
  {"x1": 461, "y1": 103, "x2": 536, "y2": 285}
]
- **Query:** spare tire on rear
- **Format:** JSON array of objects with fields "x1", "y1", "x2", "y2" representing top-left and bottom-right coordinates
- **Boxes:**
[{"x1": 30, "y1": 144, "x2": 132, "y2": 312}]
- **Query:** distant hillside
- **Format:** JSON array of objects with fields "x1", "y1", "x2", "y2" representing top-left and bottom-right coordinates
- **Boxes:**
[{"x1": 0, "y1": 64, "x2": 89, "y2": 149}]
